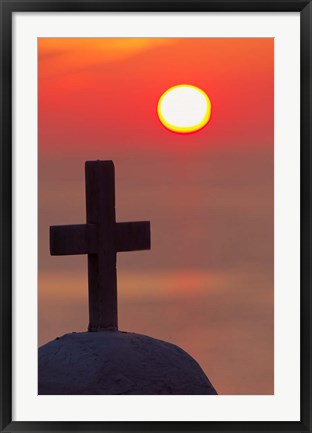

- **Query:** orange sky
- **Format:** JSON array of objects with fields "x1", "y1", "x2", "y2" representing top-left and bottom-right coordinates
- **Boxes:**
[
  {"x1": 39, "y1": 38, "x2": 273, "y2": 154},
  {"x1": 38, "y1": 38, "x2": 274, "y2": 395}
]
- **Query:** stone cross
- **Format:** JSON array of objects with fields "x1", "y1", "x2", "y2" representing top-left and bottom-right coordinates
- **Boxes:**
[{"x1": 50, "y1": 160, "x2": 151, "y2": 332}]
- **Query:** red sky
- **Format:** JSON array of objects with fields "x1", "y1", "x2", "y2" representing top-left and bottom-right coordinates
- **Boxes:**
[
  {"x1": 39, "y1": 38, "x2": 273, "y2": 154},
  {"x1": 38, "y1": 38, "x2": 274, "y2": 395}
]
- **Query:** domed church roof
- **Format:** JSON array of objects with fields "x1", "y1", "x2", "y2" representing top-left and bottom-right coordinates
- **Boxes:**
[{"x1": 39, "y1": 331, "x2": 217, "y2": 395}]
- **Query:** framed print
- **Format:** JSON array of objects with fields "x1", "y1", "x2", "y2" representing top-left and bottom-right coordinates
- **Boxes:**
[{"x1": 0, "y1": 1, "x2": 311, "y2": 432}]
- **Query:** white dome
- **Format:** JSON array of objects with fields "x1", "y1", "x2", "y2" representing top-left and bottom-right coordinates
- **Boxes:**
[{"x1": 39, "y1": 331, "x2": 217, "y2": 395}]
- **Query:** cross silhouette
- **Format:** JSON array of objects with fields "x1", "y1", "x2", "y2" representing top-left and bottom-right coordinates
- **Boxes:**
[{"x1": 50, "y1": 160, "x2": 151, "y2": 331}]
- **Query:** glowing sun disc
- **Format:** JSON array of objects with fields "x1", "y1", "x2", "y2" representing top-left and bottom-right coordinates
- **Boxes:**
[{"x1": 157, "y1": 84, "x2": 211, "y2": 133}]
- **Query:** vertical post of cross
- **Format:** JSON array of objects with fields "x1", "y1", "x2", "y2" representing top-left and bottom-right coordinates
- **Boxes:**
[{"x1": 85, "y1": 161, "x2": 118, "y2": 331}]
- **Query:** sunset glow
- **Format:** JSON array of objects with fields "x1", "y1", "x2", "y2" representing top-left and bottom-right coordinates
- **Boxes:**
[
  {"x1": 38, "y1": 37, "x2": 274, "y2": 395},
  {"x1": 157, "y1": 84, "x2": 211, "y2": 133}
]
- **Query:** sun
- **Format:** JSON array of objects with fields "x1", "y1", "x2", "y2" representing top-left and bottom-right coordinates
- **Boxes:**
[{"x1": 157, "y1": 84, "x2": 211, "y2": 133}]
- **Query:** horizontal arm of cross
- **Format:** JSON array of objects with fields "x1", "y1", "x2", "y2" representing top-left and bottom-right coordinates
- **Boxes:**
[
  {"x1": 115, "y1": 221, "x2": 150, "y2": 252},
  {"x1": 50, "y1": 224, "x2": 97, "y2": 255},
  {"x1": 50, "y1": 221, "x2": 151, "y2": 256}
]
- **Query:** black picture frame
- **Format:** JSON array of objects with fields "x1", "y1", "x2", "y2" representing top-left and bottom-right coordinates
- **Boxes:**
[{"x1": 1, "y1": 0, "x2": 311, "y2": 431}]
